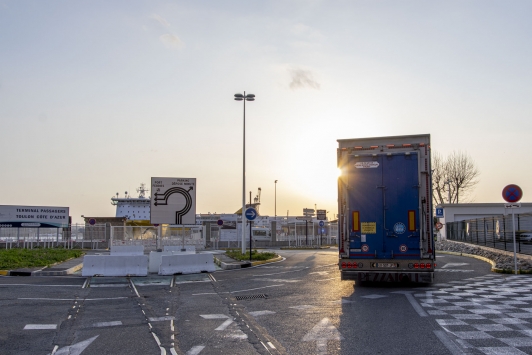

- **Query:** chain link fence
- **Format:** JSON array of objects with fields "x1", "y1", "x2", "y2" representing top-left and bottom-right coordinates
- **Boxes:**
[{"x1": 446, "y1": 213, "x2": 532, "y2": 255}]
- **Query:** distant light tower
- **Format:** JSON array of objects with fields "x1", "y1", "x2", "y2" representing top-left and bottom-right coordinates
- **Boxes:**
[
  {"x1": 274, "y1": 180, "x2": 278, "y2": 221},
  {"x1": 234, "y1": 92, "x2": 255, "y2": 254}
]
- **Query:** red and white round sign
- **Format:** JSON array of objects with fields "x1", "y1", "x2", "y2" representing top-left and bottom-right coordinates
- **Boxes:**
[
  {"x1": 361, "y1": 244, "x2": 369, "y2": 252},
  {"x1": 399, "y1": 244, "x2": 408, "y2": 253}
]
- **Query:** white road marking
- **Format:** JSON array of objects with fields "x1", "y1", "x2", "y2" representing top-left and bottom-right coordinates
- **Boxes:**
[
  {"x1": 185, "y1": 346, "x2": 205, "y2": 355},
  {"x1": 24, "y1": 324, "x2": 57, "y2": 330},
  {"x1": 93, "y1": 321, "x2": 122, "y2": 327},
  {"x1": 392, "y1": 291, "x2": 428, "y2": 317},
  {"x1": 309, "y1": 271, "x2": 330, "y2": 275},
  {"x1": 192, "y1": 284, "x2": 283, "y2": 295},
  {"x1": 267, "y1": 342, "x2": 276, "y2": 349},
  {"x1": 249, "y1": 310, "x2": 276, "y2": 317},
  {"x1": 129, "y1": 279, "x2": 141, "y2": 298},
  {"x1": 361, "y1": 294, "x2": 387, "y2": 299},
  {"x1": 54, "y1": 335, "x2": 98, "y2": 355},
  {"x1": 434, "y1": 330, "x2": 466, "y2": 355},
  {"x1": 252, "y1": 270, "x2": 305, "y2": 277},
  {"x1": 89, "y1": 284, "x2": 128, "y2": 288},
  {"x1": 215, "y1": 319, "x2": 233, "y2": 331},
  {"x1": 149, "y1": 316, "x2": 175, "y2": 322},
  {"x1": 290, "y1": 305, "x2": 316, "y2": 310},
  {"x1": 253, "y1": 278, "x2": 300, "y2": 283},
  {"x1": 18, "y1": 297, "x2": 128, "y2": 301},
  {"x1": 82, "y1": 278, "x2": 90, "y2": 289},
  {"x1": 200, "y1": 314, "x2": 229, "y2": 319},
  {"x1": 441, "y1": 263, "x2": 470, "y2": 269},
  {"x1": 302, "y1": 318, "x2": 344, "y2": 355}
]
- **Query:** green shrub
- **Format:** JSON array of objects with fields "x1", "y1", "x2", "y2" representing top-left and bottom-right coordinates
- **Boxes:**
[
  {"x1": 0, "y1": 248, "x2": 83, "y2": 269},
  {"x1": 225, "y1": 249, "x2": 277, "y2": 261}
]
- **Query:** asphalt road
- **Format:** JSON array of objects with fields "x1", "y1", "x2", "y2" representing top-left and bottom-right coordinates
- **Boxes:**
[{"x1": 1, "y1": 249, "x2": 532, "y2": 355}]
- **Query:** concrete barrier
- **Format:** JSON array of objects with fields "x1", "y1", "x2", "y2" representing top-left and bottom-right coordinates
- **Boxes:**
[
  {"x1": 110, "y1": 245, "x2": 144, "y2": 256},
  {"x1": 148, "y1": 251, "x2": 172, "y2": 273},
  {"x1": 163, "y1": 245, "x2": 196, "y2": 253},
  {"x1": 159, "y1": 253, "x2": 216, "y2": 275},
  {"x1": 82, "y1": 255, "x2": 148, "y2": 276}
]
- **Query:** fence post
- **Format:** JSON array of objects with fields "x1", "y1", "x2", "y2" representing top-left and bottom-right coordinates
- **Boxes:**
[
  {"x1": 484, "y1": 218, "x2": 487, "y2": 246},
  {"x1": 503, "y1": 216, "x2": 507, "y2": 251}
]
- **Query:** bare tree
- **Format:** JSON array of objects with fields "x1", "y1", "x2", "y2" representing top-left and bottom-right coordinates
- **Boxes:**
[{"x1": 432, "y1": 151, "x2": 480, "y2": 206}]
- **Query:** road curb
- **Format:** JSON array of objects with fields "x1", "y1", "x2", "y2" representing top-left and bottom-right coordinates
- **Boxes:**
[
  {"x1": 251, "y1": 255, "x2": 283, "y2": 266},
  {"x1": 436, "y1": 250, "x2": 532, "y2": 274},
  {"x1": 214, "y1": 254, "x2": 282, "y2": 269},
  {"x1": 34, "y1": 262, "x2": 84, "y2": 276}
]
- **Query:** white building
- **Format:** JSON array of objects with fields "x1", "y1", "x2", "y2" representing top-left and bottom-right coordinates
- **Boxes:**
[{"x1": 436, "y1": 203, "x2": 532, "y2": 238}]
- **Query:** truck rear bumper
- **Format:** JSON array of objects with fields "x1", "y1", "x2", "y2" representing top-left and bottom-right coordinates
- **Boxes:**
[{"x1": 341, "y1": 271, "x2": 433, "y2": 283}]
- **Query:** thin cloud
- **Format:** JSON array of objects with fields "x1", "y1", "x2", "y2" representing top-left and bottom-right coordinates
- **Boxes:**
[
  {"x1": 150, "y1": 14, "x2": 171, "y2": 28},
  {"x1": 160, "y1": 34, "x2": 184, "y2": 49},
  {"x1": 289, "y1": 68, "x2": 320, "y2": 90}
]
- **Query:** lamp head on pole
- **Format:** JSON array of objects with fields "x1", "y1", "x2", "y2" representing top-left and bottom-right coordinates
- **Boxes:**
[{"x1": 234, "y1": 93, "x2": 255, "y2": 101}]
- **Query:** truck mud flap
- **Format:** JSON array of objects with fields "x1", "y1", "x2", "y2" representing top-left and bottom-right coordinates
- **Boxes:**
[{"x1": 342, "y1": 271, "x2": 433, "y2": 283}]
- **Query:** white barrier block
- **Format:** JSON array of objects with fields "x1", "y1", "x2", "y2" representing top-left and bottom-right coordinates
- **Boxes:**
[
  {"x1": 164, "y1": 245, "x2": 196, "y2": 253},
  {"x1": 159, "y1": 253, "x2": 216, "y2": 275},
  {"x1": 110, "y1": 245, "x2": 144, "y2": 256},
  {"x1": 82, "y1": 255, "x2": 148, "y2": 276},
  {"x1": 148, "y1": 251, "x2": 172, "y2": 273}
]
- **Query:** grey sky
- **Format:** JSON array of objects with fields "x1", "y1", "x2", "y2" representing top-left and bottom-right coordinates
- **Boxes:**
[{"x1": 1, "y1": 0, "x2": 531, "y2": 223}]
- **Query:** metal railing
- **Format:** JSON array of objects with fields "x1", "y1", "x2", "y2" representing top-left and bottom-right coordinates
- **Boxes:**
[
  {"x1": 0, "y1": 224, "x2": 108, "y2": 249},
  {"x1": 110, "y1": 225, "x2": 205, "y2": 251},
  {"x1": 446, "y1": 213, "x2": 532, "y2": 255}
]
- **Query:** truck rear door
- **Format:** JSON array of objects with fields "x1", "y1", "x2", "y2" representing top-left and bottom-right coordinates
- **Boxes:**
[{"x1": 347, "y1": 152, "x2": 420, "y2": 259}]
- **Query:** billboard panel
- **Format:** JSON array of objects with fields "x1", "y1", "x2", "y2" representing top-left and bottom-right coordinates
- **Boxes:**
[
  {"x1": 151, "y1": 177, "x2": 196, "y2": 225},
  {"x1": 0, "y1": 205, "x2": 70, "y2": 228}
]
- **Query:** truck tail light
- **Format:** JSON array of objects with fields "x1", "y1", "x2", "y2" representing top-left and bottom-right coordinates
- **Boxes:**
[
  {"x1": 425, "y1": 263, "x2": 432, "y2": 269},
  {"x1": 341, "y1": 262, "x2": 346, "y2": 269},
  {"x1": 352, "y1": 211, "x2": 360, "y2": 232},
  {"x1": 408, "y1": 210, "x2": 416, "y2": 231},
  {"x1": 420, "y1": 263, "x2": 425, "y2": 269},
  {"x1": 352, "y1": 262, "x2": 358, "y2": 268},
  {"x1": 347, "y1": 262, "x2": 352, "y2": 269},
  {"x1": 414, "y1": 263, "x2": 419, "y2": 269}
]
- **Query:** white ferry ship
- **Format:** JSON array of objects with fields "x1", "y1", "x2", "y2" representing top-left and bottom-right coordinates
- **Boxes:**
[{"x1": 111, "y1": 184, "x2": 151, "y2": 225}]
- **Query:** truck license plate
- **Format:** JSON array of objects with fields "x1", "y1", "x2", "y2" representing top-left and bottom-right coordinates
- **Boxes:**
[{"x1": 377, "y1": 263, "x2": 397, "y2": 268}]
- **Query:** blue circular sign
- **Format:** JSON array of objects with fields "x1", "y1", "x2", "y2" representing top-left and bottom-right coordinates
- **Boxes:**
[
  {"x1": 319, "y1": 221, "x2": 325, "y2": 227},
  {"x1": 502, "y1": 184, "x2": 523, "y2": 203},
  {"x1": 394, "y1": 222, "x2": 406, "y2": 234},
  {"x1": 245, "y1": 207, "x2": 257, "y2": 221}
]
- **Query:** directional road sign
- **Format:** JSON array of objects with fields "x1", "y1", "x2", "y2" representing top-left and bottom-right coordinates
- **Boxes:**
[
  {"x1": 150, "y1": 177, "x2": 196, "y2": 225},
  {"x1": 245, "y1": 207, "x2": 257, "y2": 221},
  {"x1": 435, "y1": 208, "x2": 444, "y2": 217},
  {"x1": 319, "y1": 221, "x2": 325, "y2": 227},
  {"x1": 502, "y1": 184, "x2": 523, "y2": 203}
]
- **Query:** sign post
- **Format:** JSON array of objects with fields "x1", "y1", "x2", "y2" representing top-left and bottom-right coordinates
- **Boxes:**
[
  {"x1": 502, "y1": 184, "x2": 523, "y2": 275},
  {"x1": 245, "y1": 207, "x2": 257, "y2": 261}
]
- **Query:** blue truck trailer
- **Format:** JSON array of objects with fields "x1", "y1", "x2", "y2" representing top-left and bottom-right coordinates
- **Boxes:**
[{"x1": 337, "y1": 134, "x2": 435, "y2": 283}]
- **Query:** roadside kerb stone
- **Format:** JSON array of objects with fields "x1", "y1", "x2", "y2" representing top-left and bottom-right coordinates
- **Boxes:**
[
  {"x1": 213, "y1": 253, "x2": 282, "y2": 269},
  {"x1": 437, "y1": 239, "x2": 532, "y2": 274}
]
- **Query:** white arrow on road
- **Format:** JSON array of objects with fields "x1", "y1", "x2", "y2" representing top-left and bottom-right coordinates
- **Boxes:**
[
  {"x1": 302, "y1": 318, "x2": 344, "y2": 355},
  {"x1": 52, "y1": 335, "x2": 98, "y2": 355},
  {"x1": 441, "y1": 263, "x2": 469, "y2": 269}
]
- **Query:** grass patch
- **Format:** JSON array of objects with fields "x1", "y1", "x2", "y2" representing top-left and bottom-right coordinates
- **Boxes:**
[
  {"x1": 225, "y1": 249, "x2": 278, "y2": 261},
  {"x1": 0, "y1": 248, "x2": 84, "y2": 269}
]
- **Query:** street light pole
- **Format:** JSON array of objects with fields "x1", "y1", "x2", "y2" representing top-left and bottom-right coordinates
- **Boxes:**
[
  {"x1": 234, "y1": 92, "x2": 255, "y2": 254},
  {"x1": 274, "y1": 180, "x2": 278, "y2": 220}
]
